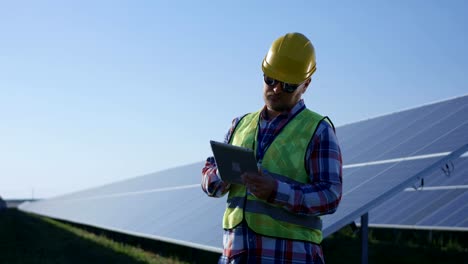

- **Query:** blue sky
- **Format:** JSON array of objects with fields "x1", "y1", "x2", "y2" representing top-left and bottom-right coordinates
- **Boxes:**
[{"x1": 1, "y1": 1, "x2": 467, "y2": 199}]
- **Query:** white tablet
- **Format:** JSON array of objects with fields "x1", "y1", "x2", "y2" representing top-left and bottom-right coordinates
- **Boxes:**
[{"x1": 210, "y1": 140, "x2": 258, "y2": 185}]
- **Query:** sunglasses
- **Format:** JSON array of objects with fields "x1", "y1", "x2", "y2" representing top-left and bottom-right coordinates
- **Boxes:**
[{"x1": 263, "y1": 75, "x2": 304, "y2": 93}]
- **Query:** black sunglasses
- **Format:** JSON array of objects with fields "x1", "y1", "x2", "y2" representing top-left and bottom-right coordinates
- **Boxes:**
[{"x1": 263, "y1": 75, "x2": 304, "y2": 93}]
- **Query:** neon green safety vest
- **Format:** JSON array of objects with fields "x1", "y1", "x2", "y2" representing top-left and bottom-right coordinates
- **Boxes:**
[{"x1": 222, "y1": 108, "x2": 328, "y2": 244}]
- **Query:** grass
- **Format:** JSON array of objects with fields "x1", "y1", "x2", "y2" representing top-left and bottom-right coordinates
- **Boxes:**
[{"x1": 1, "y1": 208, "x2": 467, "y2": 263}]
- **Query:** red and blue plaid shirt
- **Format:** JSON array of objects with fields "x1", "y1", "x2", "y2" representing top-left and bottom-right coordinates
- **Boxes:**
[{"x1": 202, "y1": 100, "x2": 343, "y2": 263}]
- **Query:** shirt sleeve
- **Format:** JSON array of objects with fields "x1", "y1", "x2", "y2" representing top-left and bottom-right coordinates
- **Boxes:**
[
  {"x1": 268, "y1": 120, "x2": 343, "y2": 216},
  {"x1": 201, "y1": 116, "x2": 242, "y2": 197}
]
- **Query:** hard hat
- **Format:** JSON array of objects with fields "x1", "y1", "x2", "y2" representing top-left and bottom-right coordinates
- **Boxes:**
[{"x1": 261, "y1": 32, "x2": 316, "y2": 84}]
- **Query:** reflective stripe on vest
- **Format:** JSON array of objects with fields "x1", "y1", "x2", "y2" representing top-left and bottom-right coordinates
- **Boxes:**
[
  {"x1": 226, "y1": 196, "x2": 322, "y2": 230},
  {"x1": 222, "y1": 108, "x2": 326, "y2": 243}
]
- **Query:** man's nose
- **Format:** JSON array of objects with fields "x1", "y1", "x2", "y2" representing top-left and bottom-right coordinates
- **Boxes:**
[{"x1": 272, "y1": 83, "x2": 283, "y2": 94}]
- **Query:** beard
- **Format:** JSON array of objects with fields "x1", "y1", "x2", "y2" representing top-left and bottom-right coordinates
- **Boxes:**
[{"x1": 265, "y1": 94, "x2": 289, "y2": 112}]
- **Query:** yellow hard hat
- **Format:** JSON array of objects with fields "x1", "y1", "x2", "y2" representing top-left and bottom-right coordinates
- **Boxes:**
[{"x1": 261, "y1": 32, "x2": 317, "y2": 84}]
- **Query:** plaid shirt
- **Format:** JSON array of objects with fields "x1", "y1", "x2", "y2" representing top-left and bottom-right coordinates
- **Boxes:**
[{"x1": 202, "y1": 100, "x2": 343, "y2": 264}]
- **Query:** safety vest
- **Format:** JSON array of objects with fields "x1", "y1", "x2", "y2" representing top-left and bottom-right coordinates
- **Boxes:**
[{"x1": 222, "y1": 108, "x2": 327, "y2": 244}]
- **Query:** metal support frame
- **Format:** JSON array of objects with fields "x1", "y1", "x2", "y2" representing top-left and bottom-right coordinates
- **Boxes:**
[{"x1": 360, "y1": 213, "x2": 369, "y2": 264}]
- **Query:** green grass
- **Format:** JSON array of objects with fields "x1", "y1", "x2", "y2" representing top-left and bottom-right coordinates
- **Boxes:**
[{"x1": 1, "y1": 208, "x2": 467, "y2": 263}]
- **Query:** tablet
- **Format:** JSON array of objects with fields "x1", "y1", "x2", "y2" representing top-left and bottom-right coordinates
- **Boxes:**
[{"x1": 210, "y1": 140, "x2": 258, "y2": 185}]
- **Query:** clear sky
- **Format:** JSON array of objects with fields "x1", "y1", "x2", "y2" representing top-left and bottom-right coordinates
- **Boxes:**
[{"x1": 1, "y1": 1, "x2": 467, "y2": 199}]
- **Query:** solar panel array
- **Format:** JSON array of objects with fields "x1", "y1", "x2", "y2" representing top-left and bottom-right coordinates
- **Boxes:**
[
  {"x1": 321, "y1": 95, "x2": 468, "y2": 236},
  {"x1": 19, "y1": 95, "x2": 468, "y2": 252},
  {"x1": 362, "y1": 154, "x2": 467, "y2": 231}
]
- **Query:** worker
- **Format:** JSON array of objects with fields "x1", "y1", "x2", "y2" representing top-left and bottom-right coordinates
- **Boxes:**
[{"x1": 202, "y1": 32, "x2": 343, "y2": 263}]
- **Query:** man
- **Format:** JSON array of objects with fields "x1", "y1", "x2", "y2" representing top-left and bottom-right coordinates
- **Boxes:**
[{"x1": 202, "y1": 32, "x2": 343, "y2": 264}]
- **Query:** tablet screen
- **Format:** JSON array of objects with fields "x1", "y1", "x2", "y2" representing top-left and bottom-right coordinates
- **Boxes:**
[{"x1": 210, "y1": 140, "x2": 258, "y2": 185}]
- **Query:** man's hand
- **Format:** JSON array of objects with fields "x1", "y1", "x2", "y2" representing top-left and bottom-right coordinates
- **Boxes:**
[{"x1": 241, "y1": 168, "x2": 276, "y2": 200}]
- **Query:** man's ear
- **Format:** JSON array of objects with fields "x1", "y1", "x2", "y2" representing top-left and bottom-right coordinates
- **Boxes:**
[{"x1": 302, "y1": 78, "x2": 311, "y2": 94}]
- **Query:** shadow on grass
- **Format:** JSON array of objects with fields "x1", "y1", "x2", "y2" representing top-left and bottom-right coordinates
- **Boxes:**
[{"x1": 0, "y1": 209, "x2": 159, "y2": 264}]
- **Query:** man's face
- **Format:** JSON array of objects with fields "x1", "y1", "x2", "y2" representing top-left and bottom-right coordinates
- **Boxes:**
[{"x1": 263, "y1": 78, "x2": 309, "y2": 113}]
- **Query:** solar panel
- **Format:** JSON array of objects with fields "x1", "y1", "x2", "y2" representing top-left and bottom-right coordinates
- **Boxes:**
[
  {"x1": 322, "y1": 145, "x2": 468, "y2": 237},
  {"x1": 359, "y1": 154, "x2": 468, "y2": 231},
  {"x1": 21, "y1": 162, "x2": 225, "y2": 252},
  {"x1": 19, "y1": 94, "x2": 468, "y2": 253},
  {"x1": 0, "y1": 197, "x2": 6, "y2": 210}
]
